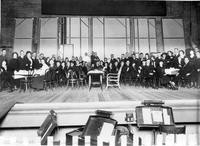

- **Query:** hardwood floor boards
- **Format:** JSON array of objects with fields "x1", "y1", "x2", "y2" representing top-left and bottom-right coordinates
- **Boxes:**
[{"x1": 0, "y1": 85, "x2": 199, "y2": 105}]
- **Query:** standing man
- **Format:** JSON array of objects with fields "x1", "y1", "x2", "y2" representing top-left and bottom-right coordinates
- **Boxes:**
[{"x1": 0, "y1": 49, "x2": 8, "y2": 67}]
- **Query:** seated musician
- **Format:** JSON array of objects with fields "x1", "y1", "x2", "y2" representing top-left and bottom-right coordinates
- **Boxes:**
[
  {"x1": 99, "y1": 60, "x2": 104, "y2": 69},
  {"x1": 32, "y1": 52, "x2": 42, "y2": 70},
  {"x1": 8, "y1": 52, "x2": 20, "y2": 74},
  {"x1": 166, "y1": 51, "x2": 174, "y2": 68},
  {"x1": 124, "y1": 60, "x2": 132, "y2": 84},
  {"x1": 161, "y1": 53, "x2": 168, "y2": 68},
  {"x1": 67, "y1": 61, "x2": 77, "y2": 79},
  {"x1": 130, "y1": 62, "x2": 138, "y2": 85},
  {"x1": 75, "y1": 61, "x2": 84, "y2": 78},
  {"x1": 146, "y1": 59, "x2": 156, "y2": 88},
  {"x1": 95, "y1": 61, "x2": 103, "y2": 70},
  {"x1": 139, "y1": 60, "x2": 147, "y2": 87},
  {"x1": 64, "y1": 61, "x2": 71, "y2": 73},
  {"x1": 176, "y1": 57, "x2": 194, "y2": 87},
  {"x1": 90, "y1": 63, "x2": 96, "y2": 70},
  {"x1": 189, "y1": 49, "x2": 197, "y2": 87},
  {"x1": 103, "y1": 62, "x2": 109, "y2": 77},
  {"x1": 119, "y1": 61, "x2": 126, "y2": 83},
  {"x1": 0, "y1": 60, "x2": 14, "y2": 92},
  {"x1": 8, "y1": 52, "x2": 20, "y2": 89},
  {"x1": 46, "y1": 59, "x2": 56, "y2": 83},
  {"x1": 34, "y1": 59, "x2": 49, "y2": 76},
  {"x1": 156, "y1": 60, "x2": 170, "y2": 88},
  {"x1": 79, "y1": 61, "x2": 87, "y2": 78},
  {"x1": 31, "y1": 59, "x2": 49, "y2": 90},
  {"x1": 18, "y1": 50, "x2": 26, "y2": 70},
  {"x1": 59, "y1": 61, "x2": 67, "y2": 84},
  {"x1": 174, "y1": 50, "x2": 185, "y2": 69},
  {"x1": 55, "y1": 61, "x2": 62, "y2": 84},
  {"x1": 111, "y1": 61, "x2": 119, "y2": 73},
  {"x1": 82, "y1": 62, "x2": 88, "y2": 77}
]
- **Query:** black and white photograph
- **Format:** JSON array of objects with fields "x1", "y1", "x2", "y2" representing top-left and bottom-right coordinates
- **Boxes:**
[{"x1": 0, "y1": 0, "x2": 200, "y2": 145}]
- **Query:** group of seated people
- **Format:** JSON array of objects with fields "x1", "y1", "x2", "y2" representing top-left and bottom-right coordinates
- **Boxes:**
[{"x1": 0, "y1": 47, "x2": 200, "y2": 92}]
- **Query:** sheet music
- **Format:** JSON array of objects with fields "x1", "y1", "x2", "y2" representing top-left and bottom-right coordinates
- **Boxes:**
[
  {"x1": 99, "y1": 122, "x2": 114, "y2": 142},
  {"x1": 163, "y1": 108, "x2": 170, "y2": 125},
  {"x1": 152, "y1": 110, "x2": 163, "y2": 122},
  {"x1": 142, "y1": 108, "x2": 152, "y2": 124}
]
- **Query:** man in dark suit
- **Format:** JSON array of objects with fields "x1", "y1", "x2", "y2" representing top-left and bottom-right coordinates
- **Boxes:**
[
  {"x1": 110, "y1": 54, "x2": 117, "y2": 65},
  {"x1": 130, "y1": 62, "x2": 138, "y2": 85},
  {"x1": 18, "y1": 50, "x2": 26, "y2": 70},
  {"x1": 0, "y1": 49, "x2": 8, "y2": 67},
  {"x1": 32, "y1": 52, "x2": 42, "y2": 70},
  {"x1": 177, "y1": 57, "x2": 194, "y2": 87},
  {"x1": 124, "y1": 60, "x2": 132, "y2": 84}
]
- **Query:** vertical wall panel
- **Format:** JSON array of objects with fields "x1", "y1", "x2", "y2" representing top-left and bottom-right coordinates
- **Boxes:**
[
  {"x1": 15, "y1": 19, "x2": 33, "y2": 38},
  {"x1": 40, "y1": 39, "x2": 57, "y2": 57},
  {"x1": 163, "y1": 19, "x2": 184, "y2": 38},
  {"x1": 162, "y1": 19, "x2": 185, "y2": 51},
  {"x1": 105, "y1": 39, "x2": 126, "y2": 58},
  {"x1": 71, "y1": 39, "x2": 80, "y2": 57},
  {"x1": 14, "y1": 18, "x2": 32, "y2": 53},
  {"x1": 71, "y1": 18, "x2": 80, "y2": 38},
  {"x1": 40, "y1": 18, "x2": 57, "y2": 37},
  {"x1": 138, "y1": 19, "x2": 148, "y2": 38},
  {"x1": 106, "y1": 18, "x2": 125, "y2": 37},
  {"x1": 94, "y1": 39, "x2": 104, "y2": 59}
]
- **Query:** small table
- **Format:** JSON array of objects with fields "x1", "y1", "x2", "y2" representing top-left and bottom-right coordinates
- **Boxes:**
[
  {"x1": 165, "y1": 68, "x2": 180, "y2": 75},
  {"x1": 165, "y1": 68, "x2": 180, "y2": 82},
  {"x1": 87, "y1": 70, "x2": 104, "y2": 90},
  {"x1": 13, "y1": 70, "x2": 34, "y2": 91}
]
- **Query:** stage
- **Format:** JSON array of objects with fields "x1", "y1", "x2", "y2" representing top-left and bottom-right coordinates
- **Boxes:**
[{"x1": 0, "y1": 86, "x2": 199, "y2": 104}]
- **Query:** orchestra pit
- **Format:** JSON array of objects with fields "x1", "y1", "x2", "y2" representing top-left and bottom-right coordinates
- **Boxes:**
[{"x1": 0, "y1": 0, "x2": 200, "y2": 145}]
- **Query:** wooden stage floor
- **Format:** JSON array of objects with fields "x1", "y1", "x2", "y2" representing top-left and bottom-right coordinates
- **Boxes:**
[{"x1": 0, "y1": 85, "x2": 199, "y2": 104}]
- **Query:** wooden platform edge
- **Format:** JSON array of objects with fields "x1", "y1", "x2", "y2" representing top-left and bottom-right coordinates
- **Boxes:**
[{"x1": 0, "y1": 100, "x2": 200, "y2": 128}]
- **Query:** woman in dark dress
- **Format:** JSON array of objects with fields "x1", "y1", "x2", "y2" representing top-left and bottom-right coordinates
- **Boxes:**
[
  {"x1": 32, "y1": 52, "x2": 42, "y2": 70},
  {"x1": 23, "y1": 51, "x2": 33, "y2": 71},
  {"x1": 8, "y1": 52, "x2": 19, "y2": 74}
]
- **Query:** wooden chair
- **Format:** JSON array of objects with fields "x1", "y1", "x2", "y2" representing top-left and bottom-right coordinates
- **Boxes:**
[
  {"x1": 43, "y1": 69, "x2": 52, "y2": 90},
  {"x1": 106, "y1": 67, "x2": 122, "y2": 89},
  {"x1": 66, "y1": 70, "x2": 79, "y2": 88},
  {"x1": 78, "y1": 71, "x2": 87, "y2": 87}
]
